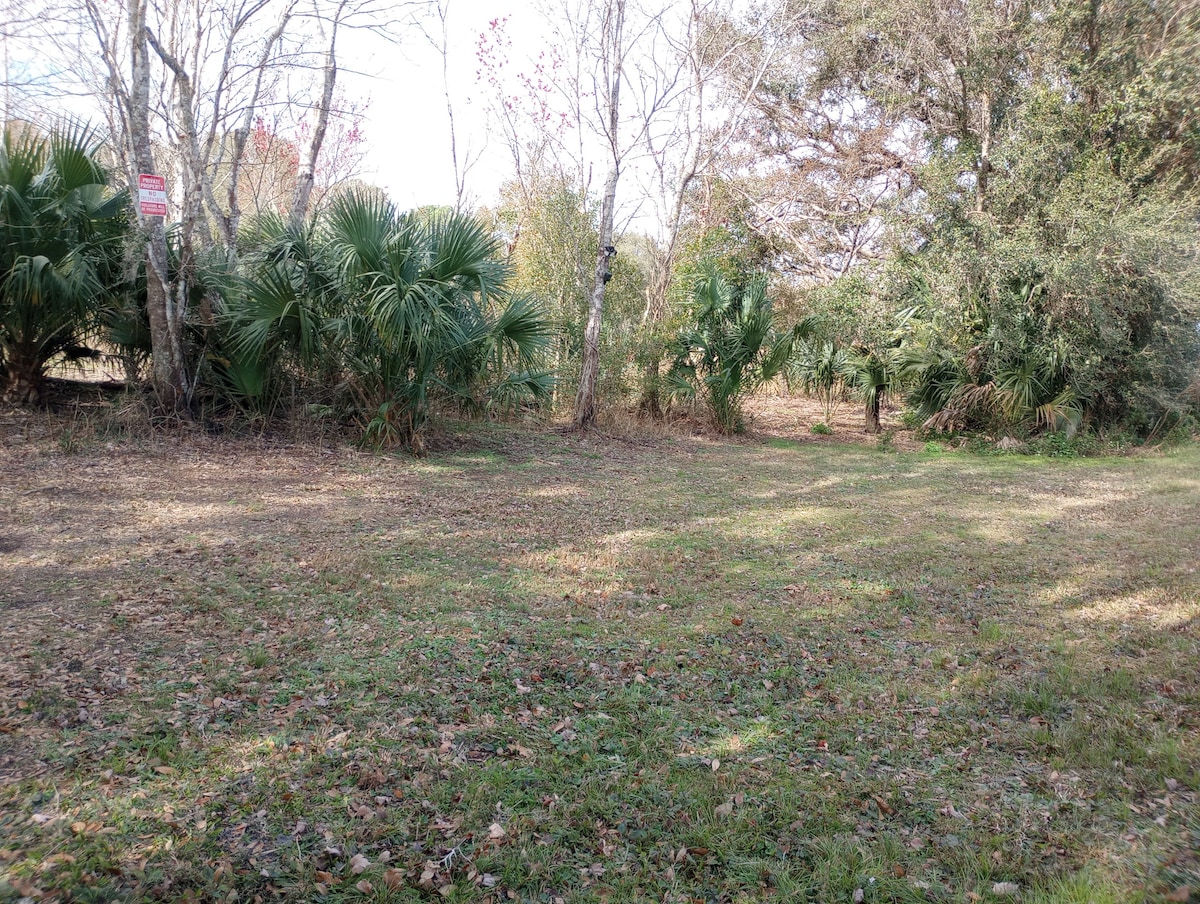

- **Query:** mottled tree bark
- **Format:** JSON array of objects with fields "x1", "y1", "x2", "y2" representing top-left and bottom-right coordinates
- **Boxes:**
[
  {"x1": 572, "y1": 0, "x2": 625, "y2": 429},
  {"x1": 864, "y1": 395, "x2": 881, "y2": 434},
  {"x1": 128, "y1": 0, "x2": 188, "y2": 411},
  {"x1": 574, "y1": 162, "x2": 620, "y2": 428}
]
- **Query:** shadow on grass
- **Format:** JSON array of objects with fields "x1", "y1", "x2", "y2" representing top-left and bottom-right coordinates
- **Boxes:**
[{"x1": 1, "y1": 431, "x2": 1197, "y2": 901}]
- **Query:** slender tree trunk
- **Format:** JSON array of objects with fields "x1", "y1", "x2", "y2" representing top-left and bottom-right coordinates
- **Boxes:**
[
  {"x1": 864, "y1": 395, "x2": 880, "y2": 434},
  {"x1": 572, "y1": 0, "x2": 625, "y2": 430},
  {"x1": 976, "y1": 90, "x2": 992, "y2": 214},
  {"x1": 215, "y1": 9, "x2": 293, "y2": 250},
  {"x1": 292, "y1": 2, "x2": 344, "y2": 224},
  {"x1": 574, "y1": 163, "x2": 619, "y2": 429},
  {"x1": 146, "y1": 26, "x2": 206, "y2": 367},
  {"x1": 128, "y1": 0, "x2": 188, "y2": 411}
]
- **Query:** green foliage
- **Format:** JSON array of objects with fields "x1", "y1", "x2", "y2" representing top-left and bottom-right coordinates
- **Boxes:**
[
  {"x1": 667, "y1": 265, "x2": 793, "y2": 433},
  {"x1": 841, "y1": 345, "x2": 902, "y2": 434},
  {"x1": 0, "y1": 122, "x2": 129, "y2": 403},
  {"x1": 493, "y1": 174, "x2": 647, "y2": 414},
  {"x1": 670, "y1": 211, "x2": 773, "y2": 306},
  {"x1": 716, "y1": 0, "x2": 1200, "y2": 440},
  {"x1": 896, "y1": 5, "x2": 1200, "y2": 437},
  {"x1": 788, "y1": 339, "x2": 846, "y2": 424},
  {"x1": 897, "y1": 158, "x2": 1199, "y2": 436},
  {"x1": 222, "y1": 193, "x2": 554, "y2": 447}
]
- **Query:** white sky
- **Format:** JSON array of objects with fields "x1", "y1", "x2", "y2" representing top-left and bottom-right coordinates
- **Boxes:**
[
  {"x1": 3, "y1": 0, "x2": 680, "y2": 225},
  {"x1": 340, "y1": 1, "x2": 546, "y2": 210},
  {"x1": 0, "y1": 0, "x2": 540, "y2": 210}
]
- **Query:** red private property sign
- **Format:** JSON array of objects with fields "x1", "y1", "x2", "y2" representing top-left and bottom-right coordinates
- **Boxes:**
[{"x1": 138, "y1": 173, "x2": 167, "y2": 217}]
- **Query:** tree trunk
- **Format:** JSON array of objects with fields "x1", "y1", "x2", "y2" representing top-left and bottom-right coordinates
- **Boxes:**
[
  {"x1": 292, "y1": 4, "x2": 343, "y2": 225},
  {"x1": 976, "y1": 90, "x2": 992, "y2": 214},
  {"x1": 864, "y1": 395, "x2": 880, "y2": 434},
  {"x1": 213, "y1": 8, "x2": 293, "y2": 250},
  {"x1": 573, "y1": 162, "x2": 619, "y2": 429},
  {"x1": 2, "y1": 345, "x2": 44, "y2": 405},
  {"x1": 128, "y1": 0, "x2": 188, "y2": 411},
  {"x1": 572, "y1": 0, "x2": 625, "y2": 430}
]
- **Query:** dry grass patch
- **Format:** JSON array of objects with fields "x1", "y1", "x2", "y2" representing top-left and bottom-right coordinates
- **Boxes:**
[{"x1": 1, "y1": 418, "x2": 1197, "y2": 903}]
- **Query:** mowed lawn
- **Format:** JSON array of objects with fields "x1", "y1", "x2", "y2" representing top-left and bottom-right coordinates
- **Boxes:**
[{"x1": 1, "y1": 425, "x2": 1197, "y2": 903}]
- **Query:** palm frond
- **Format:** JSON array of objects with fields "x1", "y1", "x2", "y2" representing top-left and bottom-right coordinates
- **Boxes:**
[{"x1": 492, "y1": 293, "x2": 554, "y2": 367}]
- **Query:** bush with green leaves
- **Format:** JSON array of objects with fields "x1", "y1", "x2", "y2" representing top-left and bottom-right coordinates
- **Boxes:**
[
  {"x1": 223, "y1": 193, "x2": 554, "y2": 448},
  {"x1": 894, "y1": 155, "x2": 1200, "y2": 437},
  {"x1": 666, "y1": 265, "x2": 796, "y2": 434},
  {"x1": 787, "y1": 339, "x2": 846, "y2": 424},
  {"x1": 0, "y1": 123, "x2": 128, "y2": 403}
]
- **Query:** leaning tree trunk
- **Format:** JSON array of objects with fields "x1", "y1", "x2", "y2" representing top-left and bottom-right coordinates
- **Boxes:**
[{"x1": 291, "y1": 3, "x2": 343, "y2": 225}]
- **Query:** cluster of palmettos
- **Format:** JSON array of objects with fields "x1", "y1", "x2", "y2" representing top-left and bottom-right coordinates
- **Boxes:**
[
  {"x1": 3, "y1": 122, "x2": 1197, "y2": 447},
  {"x1": 0, "y1": 126, "x2": 555, "y2": 448},
  {"x1": 218, "y1": 197, "x2": 555, "y2": 450},
  {"x1": 0, "y1": 129, "x2": 894, "y2": 445},
  {"x1": 0, "y1": 125, "x2": 129, "y2": 406},
  {"x1": 0, "y1": 123, "x2": 888, "y2": 442}
]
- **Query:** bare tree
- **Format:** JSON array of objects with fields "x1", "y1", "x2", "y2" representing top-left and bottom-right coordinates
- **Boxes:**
[
  {"x1": 481, "y1": 0, "x2": 640, "y2": 428},
  {"x1": 570, "y1": 0, "x2": 627, "y2": 428},
  {"x1": 20, "y1": 0, "x2": 411, "y2": 406},
  {"x1": 290, "y1": 0, "x2": 346, "y2": 222},
  {"x1": 632, "y1": 1, "x2": 800, "y2": 411},
  {"x1": 67, "y1": 0, "x2": 299, "y2": 406},
  {"x1": 480, "y1": 0, "x2": 796, "y2": 424},
  {"x1": 403, "y1": 1, "x2": 483, "y2": 210},
  {"x1": 215, "y1": 8, "x2": 296, "y2": 248}
]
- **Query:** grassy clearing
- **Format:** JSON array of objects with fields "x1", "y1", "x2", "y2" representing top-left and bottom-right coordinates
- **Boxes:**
[{"x1": 1, "y1": 423, "x2": 1197, "y2": 903}]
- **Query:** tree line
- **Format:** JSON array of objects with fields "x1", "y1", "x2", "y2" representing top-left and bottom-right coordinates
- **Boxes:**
[{"x1": 1, "y1": 0, "x2": 1198, "y2": 447}]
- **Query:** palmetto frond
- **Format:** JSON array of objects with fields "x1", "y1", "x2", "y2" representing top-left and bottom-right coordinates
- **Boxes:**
[
  {"x1": 232, "y1": 262, "x2": 326, "y2": 364},
  {"x1": 668, "y1": 264, "x2": 783, "y2": 434},
  {"x1": 788, "y1": 339, "x2": 847, "y2": 422},
  {"x1": 491, "y1": 292, "x2": 554, "y2": 368},
  {"x1": 228, "y1": 193, "x2": 554, "y2": 446},
  {"x1": 0, "y1": 122, "x2": 126, "y2": 403}
]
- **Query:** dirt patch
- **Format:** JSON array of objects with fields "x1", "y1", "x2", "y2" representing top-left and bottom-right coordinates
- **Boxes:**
[{"x1": 743, "y1": 390, "x2": 925, "y2": 450}]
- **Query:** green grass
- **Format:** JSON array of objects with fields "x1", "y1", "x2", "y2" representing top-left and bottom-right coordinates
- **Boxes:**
[{"x1": 1, "y1": 425, "x2": 1197, "y2": 903}]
